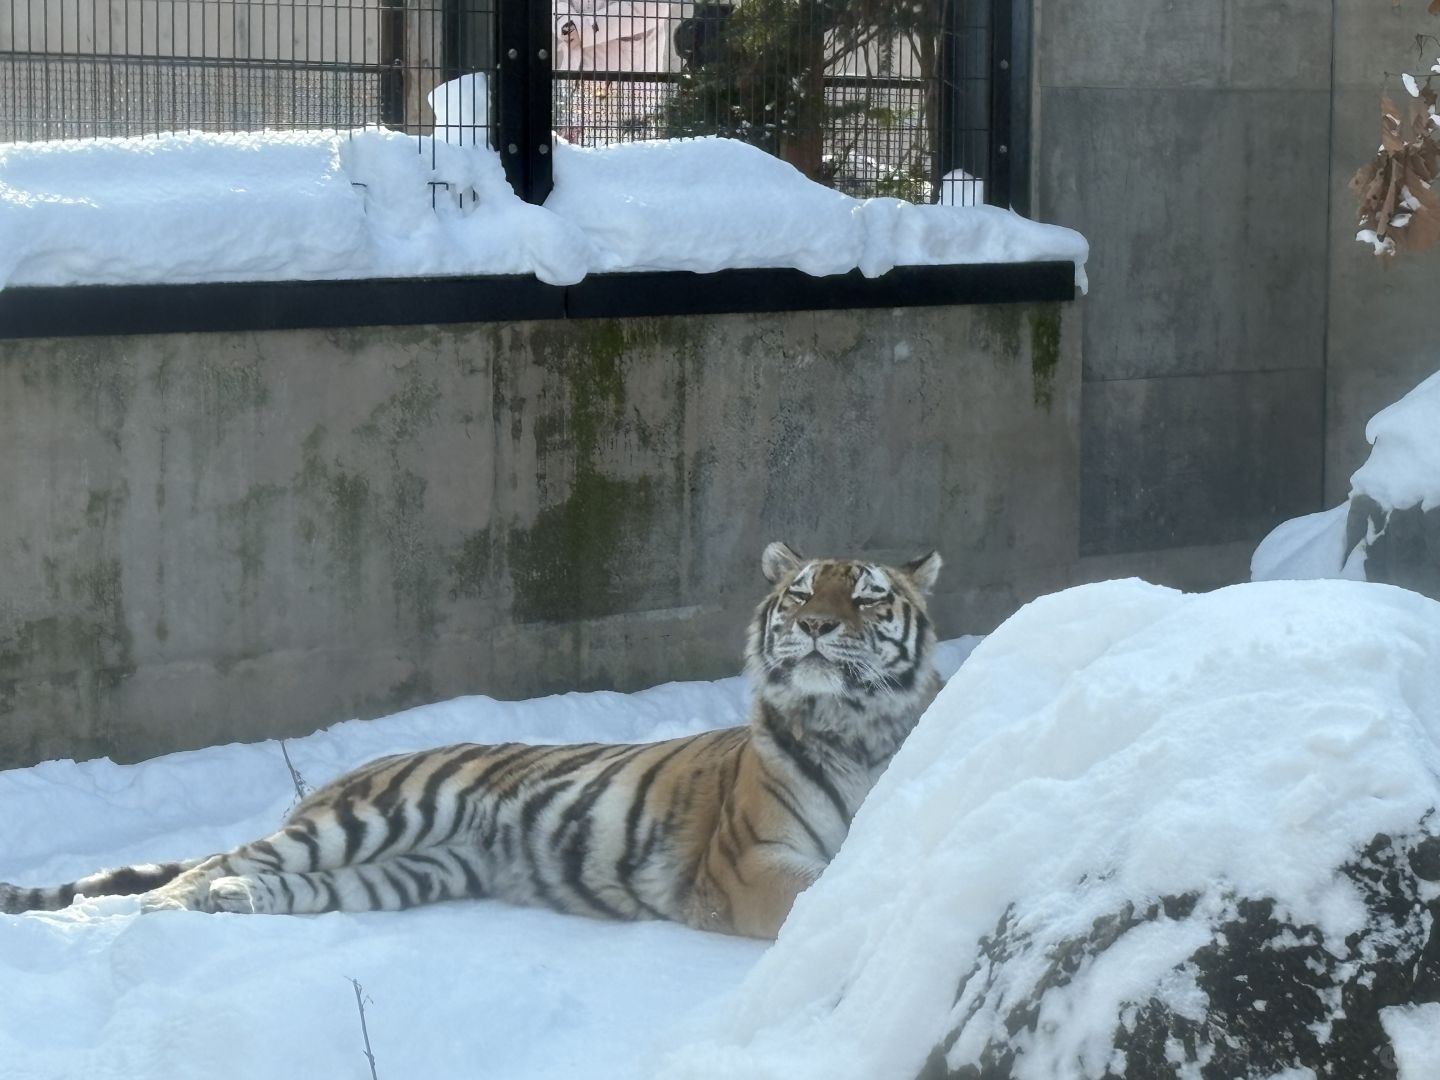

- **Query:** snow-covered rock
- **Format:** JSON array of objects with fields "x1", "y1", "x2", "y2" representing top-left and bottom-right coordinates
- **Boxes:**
[
  {"x1": 1253, "y1": 369, "x2": 1440, "y2": 599},
  {"x1": 661, "y1": 579, "x2": 1440, "y2": 1080}
]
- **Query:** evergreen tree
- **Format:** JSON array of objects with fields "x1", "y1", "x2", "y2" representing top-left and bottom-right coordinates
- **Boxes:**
[{"x1": 666, "y1": 0, "x2": 944, "y2": 198}]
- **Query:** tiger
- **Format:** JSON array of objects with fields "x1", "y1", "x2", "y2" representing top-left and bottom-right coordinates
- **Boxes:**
[{"x1": 0, "y1": 541, "x2": 942, "y2": 939}]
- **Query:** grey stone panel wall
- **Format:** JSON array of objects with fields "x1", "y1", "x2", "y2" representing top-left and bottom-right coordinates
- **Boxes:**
[
  {"x1": 1036, "y1": 0, "x2": 1331, "y2": 569},
  {"x1": 0, "y1": 303, "x2": 1079, "y2": 769},
  {"x1": 1080, "y1": 370, "x2": 1324, "y2": 557}
]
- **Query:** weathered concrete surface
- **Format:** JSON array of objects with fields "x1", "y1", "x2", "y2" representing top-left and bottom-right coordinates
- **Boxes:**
[
  {"x1": 0, "y1": 303, "x2": 1079, "y2": 768},
  {"x1": 1035, "y1": 0, "x2": 1331, "y2": 564},
  {"x1": 1080, "y1": 369, "x2": 1324, "y2": 557}
]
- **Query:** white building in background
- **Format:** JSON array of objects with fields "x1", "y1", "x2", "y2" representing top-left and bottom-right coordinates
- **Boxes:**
[{"x1": 552, "y1": 0, "x2": 686, "y2": 75}]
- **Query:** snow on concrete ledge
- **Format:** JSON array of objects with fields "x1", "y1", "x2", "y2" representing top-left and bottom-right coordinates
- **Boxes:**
[
  {"x1": 0, "y1": 127, "x2": 1089, "y2": 292},
  {"x1": 660, "y1": 578, "x2": 1440, "y2": 1080}
]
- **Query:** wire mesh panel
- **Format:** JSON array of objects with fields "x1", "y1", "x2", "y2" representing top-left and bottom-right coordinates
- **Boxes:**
[
  {"x1": 548, "y1": 0, "x2": 998, "y2": 204},
  {"x1": 0, "y1": 0, "x2": 496, "y2": 141},
  {"x1": 2, "y1": 0, "x2": 1006, "y2": 205}
]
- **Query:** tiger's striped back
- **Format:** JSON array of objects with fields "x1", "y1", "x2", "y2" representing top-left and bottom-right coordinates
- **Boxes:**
[{"x1": 1, "y1": 542, "x2": 942, "y2": 939}]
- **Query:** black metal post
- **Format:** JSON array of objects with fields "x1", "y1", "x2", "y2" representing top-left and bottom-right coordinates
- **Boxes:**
[
  {"x1": 1007, "y1": 0, "x2": 1031, "y2": 217},
  {"x1": 527, "y1": 0, "x2": 553, "y2": 203},
  {"x1": 936, "y1": 0, "x2": 958, "y2": 194},
  {"x1": 380, "y1": 0, "x2": 407, "y2": 128},
  {"x1": 496, "y1": 0, "x2": 551, "y2": 203},
  {"x1": 986, "y1": 0, "x2": 1012, "y2": 208}
]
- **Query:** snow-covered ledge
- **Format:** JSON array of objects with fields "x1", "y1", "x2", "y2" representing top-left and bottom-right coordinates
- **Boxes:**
[{"x1": 0, "y1": 125, "x2": 1085, "y2": 338}]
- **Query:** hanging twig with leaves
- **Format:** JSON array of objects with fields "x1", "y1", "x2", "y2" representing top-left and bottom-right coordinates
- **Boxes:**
[{"x1": 1351, "y1": 8, "x2": 1440, "y2": 256}]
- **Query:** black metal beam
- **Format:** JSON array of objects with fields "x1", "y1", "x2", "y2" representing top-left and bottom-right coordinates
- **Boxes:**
[{"x1": 0, "y1": 264, "x2": 1075, "y2": 341}]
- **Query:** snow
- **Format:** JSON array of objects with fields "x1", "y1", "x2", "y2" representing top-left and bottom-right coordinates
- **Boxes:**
[
  {"x1": 1350, "y1": 367, "x2": 1440, "y2": 513},
  {"x1": 9, "y1": 574, "x2": 1436, "y2": 1079},
  {"x1": 1380, "y1": 1003, "x2": 1440, "y2": 1080},
  {"x1": 1249, "y1": 503, "x2": 1365, "y2": 582},
  {"x1": 1253, "y1": 366, "x2": 1440, "y2": 581},
  {"x1": 428, "y1": 72, "x2": 490, "y2": 149},
  {"x1": 658, "y1": 578, "x2": 1440, "y2": 1080},
  {"x1": 0, "y1": 639, "x2": 978, "y2": 1080},
  {"x1": 939, "y1": 168, "x2": 985, "y2": 207},
  {"x1": 0, "y1": 80, "x2": 1089, "y2": 291}
]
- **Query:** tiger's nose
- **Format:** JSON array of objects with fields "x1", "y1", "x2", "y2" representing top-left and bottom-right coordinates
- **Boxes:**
[{"x1": 797, "y1": 615, "x2": 839, "y2": 638}]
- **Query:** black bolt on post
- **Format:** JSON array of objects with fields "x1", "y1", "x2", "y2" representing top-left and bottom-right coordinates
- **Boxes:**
[
  {"x1": 497, "y1": 0, "x2": 553, "y2": 203},
  {"x1": 986, "y1": 0, "x2": 1012, "y2": 208},
  {"x1": 380, "y1": 0, "x2": 407, "y2": 128}
]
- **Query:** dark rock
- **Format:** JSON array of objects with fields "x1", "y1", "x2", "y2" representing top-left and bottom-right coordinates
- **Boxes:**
[
  {"x1": 1346, "y1": 495, "x2": 1440, "y2": 601},
  {"x1": 915, "y1": 824, "x2": 1439, "y2": 1080}
]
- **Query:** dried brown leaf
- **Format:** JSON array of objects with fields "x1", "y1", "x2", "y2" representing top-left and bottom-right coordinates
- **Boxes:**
[
  {"x1": 1429, "y1": 0, "x2": 1440, "y2": 16},
  {"x1": 1382, "y1": 96, "x2": 1407, "y2": 153},
  {"x1": 1402, "y1": 205, "x2": 1440, "y2": 252},
  {"x1": 1406, "y1": 169, "x2": 1440, "y2": 209},
  {"x1": 1351, "y1": 157, "x2": 1381, "y2": 194}
]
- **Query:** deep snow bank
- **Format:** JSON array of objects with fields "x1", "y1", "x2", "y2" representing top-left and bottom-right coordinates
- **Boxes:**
[
  {"x1": 1253, "y1": 368, "x2": 1440, "y2": 598},
  {"x1": 0, "y1": 126, "x2": 1088, "y2": 290},
  {"x1": 660, "y1": 579, "x2": 1440, "y2": 1080}
]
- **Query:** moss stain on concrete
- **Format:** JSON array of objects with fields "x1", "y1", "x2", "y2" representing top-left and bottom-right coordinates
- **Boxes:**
[
  {"x1": 202, "y1": 342, "x2": 271, "y2": 427},
  {"x1": 219, "y1": 483, "x2": 286, "y2": 599},
  {"x1": 450, "y1": 528, "x2": 493, "y2": 600},
  {"x1": 296, "y1": 425, "x2": 372, "y2": 597},
  {"x1": 0, "y1": 559, "x2": 134, "y2": 681},
  {"x1": 1029, "y1": 306, "x2": 1063, "y2": 411},
  {"x1": 356, "y1": 358, "x2": 443, "y2": 450},
  {"x1": 980, "y1": 306, "x2": 1023, "y2": 363},
  {"x1": 18, "y1": 339, "x2": 134, "y2": 450},
  {"x1": 84, "y1": 484, "x2": 129, "y2": 530},
  {"x1": 384, "y1": 469, "x2": 441, "y2": 645},
  {"x1": 509, "y1": 320, "x2": 673, "y2": 623}
]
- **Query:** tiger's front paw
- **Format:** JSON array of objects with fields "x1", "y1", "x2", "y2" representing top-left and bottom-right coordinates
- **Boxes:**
[
  {"x1": 208, "y1": 875, "x2": 269, "y2": 914},
  {"x1": 140, "y1": 868, "x2": 218, "y2": 913},
  {"x1": 139, "y1": 888, "x2": 199, "y2": 913}
]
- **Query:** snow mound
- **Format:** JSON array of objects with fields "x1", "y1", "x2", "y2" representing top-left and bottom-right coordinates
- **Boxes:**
[
  {"x1": 660, "y1": 578, "x2": 1440, "y2": 1080},
  {"x1": 1249, "y1": 503, "x2": 1364, "y2": 583},
  {"x1": 0, "y1": 130, "x2": 367, "y2": 288},
  {"x1": 0, "y1": 97, "x2": 1088, "y2": 290},
  {"x1": 1253, "y1": 367, "x2": 1440, "y2": 597}
]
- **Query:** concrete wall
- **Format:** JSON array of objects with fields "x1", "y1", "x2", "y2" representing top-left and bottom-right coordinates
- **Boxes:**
[
  {"x1": 1034, "y1": 0, "x2": 1332, "y2": 589},
  {"x1": 1034, "y1": 0, "x2": 1440, "y2": 561},
  {"x1": 0, "y1": 303, "x2": 1079, "y2": 769}
]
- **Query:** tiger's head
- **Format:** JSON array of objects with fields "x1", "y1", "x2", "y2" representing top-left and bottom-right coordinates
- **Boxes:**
[{"x1": 746, "y1": 541, "x2": 942, "y2": 710}]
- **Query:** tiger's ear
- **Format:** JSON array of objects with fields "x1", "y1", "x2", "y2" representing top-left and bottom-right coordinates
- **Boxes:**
[
  {"x1": 762, "y1": 541, "x2": 804, "y2": 584},
  {"x1": 902, "y1": 551, "x2": 943, "y2": 595}
]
